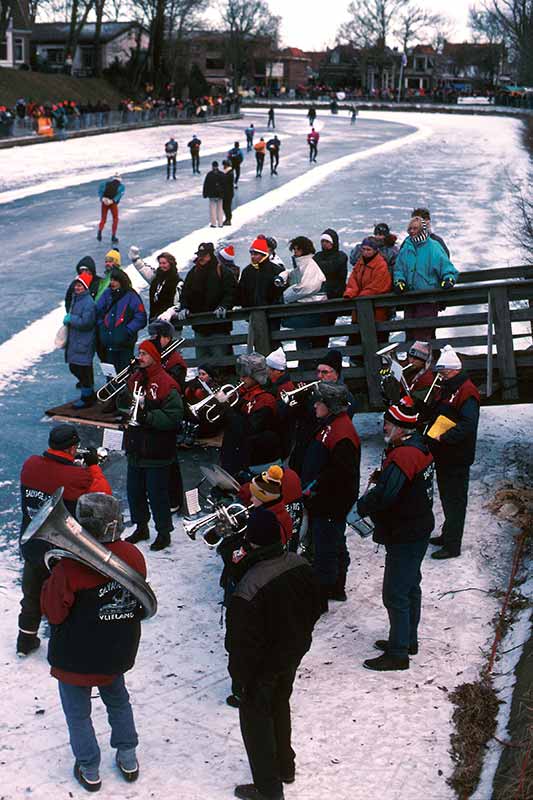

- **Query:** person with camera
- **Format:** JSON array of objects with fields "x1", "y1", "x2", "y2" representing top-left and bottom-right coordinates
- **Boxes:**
[
  {"x1": 225, "y1": 507, "x2": 321, "y2": 800},
  {"x1": 41, "y1": 493, "x2": 146, "y2": 792},
  {"x1": 17, "y1": 424, "x2": 111, "y2": 657},
  {"x1": 121, "y1": 340, "x2": 183, "y2": 551}
]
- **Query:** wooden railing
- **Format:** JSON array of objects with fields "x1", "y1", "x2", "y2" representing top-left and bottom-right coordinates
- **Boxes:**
[{"x1": 176, "y1": 264, "x2": 533, "y2": 409}]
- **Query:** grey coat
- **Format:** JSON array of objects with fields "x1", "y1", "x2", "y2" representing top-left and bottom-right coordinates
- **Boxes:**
[{"x1": 66, "y1": 289, "x2": 96, "y2": 366}]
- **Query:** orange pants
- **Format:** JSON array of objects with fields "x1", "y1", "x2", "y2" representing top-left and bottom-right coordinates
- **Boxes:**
[{"x1": 98, "y1": 202, "x2": 119, "y2": 235}]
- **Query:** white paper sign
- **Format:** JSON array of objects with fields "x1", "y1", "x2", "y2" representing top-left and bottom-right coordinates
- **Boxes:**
[{"x1": 102, "y1": 428, "x2": 124, "y2": 451}]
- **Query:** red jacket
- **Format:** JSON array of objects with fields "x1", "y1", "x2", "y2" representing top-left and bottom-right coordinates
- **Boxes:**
[
  {"x1": 344, "y1": 253, "x2": 392, "y2": 322},
  {"x1": 239, "y1": 384, "x2": 277, "y2": 417}
]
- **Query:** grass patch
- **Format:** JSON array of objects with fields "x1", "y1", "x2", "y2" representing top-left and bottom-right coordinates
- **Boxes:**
[{"x1": 0, "y1": 67, "x2": 122, "y2": 107}]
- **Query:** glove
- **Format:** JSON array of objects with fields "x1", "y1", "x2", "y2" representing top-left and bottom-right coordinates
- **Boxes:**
[
  {"x1": 158, "y1": 305, "x2": 179, "y2": 322},
  {"x1": 214, "y1": 306, "x2": 227, "y2": 319},
  {"x1": 441, "y1": 277, "x2": 455, "y2": 290},
  {"x1": 177, "y1": 308, "x2": 190, "y2": 321},
  {"x1": 83, "y1": 447, "x2": 99, "y2": 467},
  {"x1": 128, "y1": 245, "x2": 141, "y2": 262},
  {"x1": 63, "y1": 313, "x2": 71, "y2": 324},
  {"x1": 215, "y1": 390, "x2": 229, "y2": 403},
  {"x1": 273, "y1": 275, "x2": 286, "y2": 288},
  {"x1": 393, "y1": 280, "x2": 406, "y2": 295}
]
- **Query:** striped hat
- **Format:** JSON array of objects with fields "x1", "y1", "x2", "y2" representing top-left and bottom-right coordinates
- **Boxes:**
[
  {"x1": 250, "y1": 465, "x2": 284, "y2": 503},
  {"x1": 217, "y1": 244, "x2": 235, "y2": 263},
  {"x1": 384, "y1": 397, "x2": 418, "y2": 429}
]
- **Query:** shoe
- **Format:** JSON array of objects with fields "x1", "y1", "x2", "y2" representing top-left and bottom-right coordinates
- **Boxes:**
[
  {"x1": 111, "y1": 235, "x2": 119, "y2": 243},
  {"x1": 96, "y1": 230, "x2": 102, "y2": 241},
  {"x1": 280, "y1": 768, "x2": 295, "y2": 784},
  {"x1": 429, "y1": 535, "x2": 445, "y2": 546},
  {"x1": 16, "y1": 631, "x2": 40, "y2": 657},
  {"x1": 173, "y1": 176, "x2": 176, "y2": 180},
  {"x1": 319, "y1": 586, "x2": 329, "y2": 615},
  {"x1": 363, "y1": 653, "x2": 409, "y2": 671},
  {"x1": 374, "y1": 639, "x2": 418, "y2": 656},
  {"x1": 328, "y1": 572, "x2": 347, "y2": 601},
  {"x1": 72, "y1": 389, "x2": 96, "y2": 409},
  {"x1": 170, "y1": 504, "x2": 181, "y2": 514},
  {"x1": 328, "y1": 590, "x2": 347, "y2": 601},
  {"x1": 226, "y1": 693, "x2": 241, "y2": 708},
  {"x1": 234, "y1": 785, "x2": 284, "y2": 800},
  {"x1": 150, "y1": 533, "x2": 171, "y2": 551},
  {"x1": 74, "y1": 762, "x2": 101, "y2": 793},
  {"x1": 210, "y1": 224, "x2": 217, "y2": 228},
  {"x1": 125, "y1": 525, "x2": 150, "y2": 544},
  {"x1": 116, "y1": 752, "x2": 139, "y2": 783},
  {"x1": 431, "y1": 547, "x2": 460, "y2": 560}
]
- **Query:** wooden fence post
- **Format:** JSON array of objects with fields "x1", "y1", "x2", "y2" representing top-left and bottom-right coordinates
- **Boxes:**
[
  {"x1": 247, "y1": 310, "x2": 272, "y2": 355},
  {"x1": 490, "y1": 286, "x2": 518, "y2": 401},
  {"x1": 355, "y1": 300, "x2": 382, "y2": 408}
]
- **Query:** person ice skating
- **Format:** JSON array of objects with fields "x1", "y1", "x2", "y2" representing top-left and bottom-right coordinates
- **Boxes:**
[
  {"x1": 245, "y1": 123, "x2": 255, "y2": 151},
  {"x1": 266, "y1": 135, "x2": 280, "y2": 175},
  {"x1": 95, "y1": 268, "x2": 147, "y2": 373},
  {"x1": 307, "y1": 128, "x2": 319, "y2": 162},
  {"x1": 222, "y1": 159, "x2": 235, "y2": 225},
  {"x1": 122, "y1": 340, "x2": 183, "y2": 551},
  {"x1": 17, "y1": 424, "x2": 111, "y2": 657},
  {"x1": 227, "y1": 141, "x2": 244, "y2": 185},
  {"x1": 187, "y1": 134, "x2": 201, "y2": 174},
  {"x1": 350, "y1": 106, "x2": 358, "y2": 124},
  {"x1": 307, "y1": 106, "x2": 316, "y2": 126},
  {"x1": 254, "y1": 138, "x2": 266, "y2": 177},
  {"x1": 203, "y1": 161, "x2": 225, "y2": 227},
  {"x1": 357, "y1": 399, "x2": 434, "y2": 671},
  {"x1": 301, "y1": 382, "x2": 361, "y2": 614},
  {"x1": 225, "y1": 506, "x2": 321, "y2": 800},
  {"x1": 164, "y1": 136, "x2": 178, "y2": 180},
  {"x1": 41, "y1": 493, "x2": 145, "y2": 791},
  {"x1": 97, "y1": 173, "x2": 124, "y2": 243},
  {"x1": 427, "y1": 345, "x2": 480, "y2": 560},
  {"x1": 267, "y1": 105, "x2": 275, "y2": 128},
  {"x1": 129, "y1": 246, "x2": 181, "y2": 321},
  {"x1": 64, "y1": 272, "x2": 97, "y2": 408}
]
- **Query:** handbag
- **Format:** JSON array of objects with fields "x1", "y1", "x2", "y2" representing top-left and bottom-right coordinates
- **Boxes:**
[{"x1": 54, "y1": 323, "x2": 68, "y2": 349}]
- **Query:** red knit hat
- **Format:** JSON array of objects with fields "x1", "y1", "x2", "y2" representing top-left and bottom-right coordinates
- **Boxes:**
[
  {"x1": 249, "y1": 237, "x2": 269, "y2": 255},
  {"x1": 139, "y1": 340, "x2": 161, "y2": 363},
  {"x1": 75, "y1": 272, "x2": 93, "y2": 290},
  {"x1": 218, "y1": 244, "x2": 235, "y2": 262}
]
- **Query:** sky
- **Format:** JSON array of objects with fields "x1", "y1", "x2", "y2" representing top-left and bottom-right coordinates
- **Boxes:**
[{"x1": 264, "y1": 0, "x2": 477, "y2": 51}]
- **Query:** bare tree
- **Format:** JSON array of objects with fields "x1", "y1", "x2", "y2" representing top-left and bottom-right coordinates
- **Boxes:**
[
  {"x1": 65, "y1": 0, "x2": 95, "y2": 68},
  {"x1": 472, "y1": 0, "x2": 533, "y2": 84},
  {"x1": 0, "y1": 0, "x2": 11, "y2": 42},
  {"x1": 219, "y1": 0, "x2": 281, "y2": 90},
  {"x1": 337, "y1": 0, "x2": 410, "y2": 49},
  {"x1": 394, "y1": 4, "x2": 447, "y2": 51}
]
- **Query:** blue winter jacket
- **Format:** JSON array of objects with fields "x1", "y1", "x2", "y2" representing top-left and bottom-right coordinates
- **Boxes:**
[
  {"x1": 65, "y1": 289, "x2": 96, "y2": 366},
  {"x1": 96, "y1": 287, "x2": 147, "y2": 353},
  {"x1": 98, "y1": 179, "x2": 125, "y2": 204},
  {"x1": 393, "y1": 237, "x2": 458, "y2": 291}
]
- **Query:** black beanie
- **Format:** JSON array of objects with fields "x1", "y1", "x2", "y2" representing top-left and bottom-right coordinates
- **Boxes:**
[
  {"x1": 49, "y1": 424, "x2": 80, "y2": 450},
  {"x1": 245, "y1": 507, "x2": 281, "y2": 547},
  {"x1": 319, "y1": 349, "x2": 342, "y2": 376}
]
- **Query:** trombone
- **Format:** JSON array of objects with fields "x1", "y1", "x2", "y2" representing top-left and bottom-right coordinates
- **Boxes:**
[
  {"x1": 280, "y1": 381, "x2": 320, "y2": 407},
  {"x1": 97, "y1": 337, "x2": 185, "y2": 402}
]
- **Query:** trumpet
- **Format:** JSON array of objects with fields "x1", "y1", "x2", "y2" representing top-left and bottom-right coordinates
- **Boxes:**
[
  {"x1": 183, "y1": 502, "x2": 250, "y2": 547},
  {"x1": 97, "y1": 338, "x2": 185, "y2": 402},
  {"x1": 128, "y1": 381, "x2": 145, "y2": 426},
  {"x1": 280, "y1": 381, "x2": 320, "y2": 407},
  {"x1": 188, "y1": 381, "x2": 245, "y2": 424}
]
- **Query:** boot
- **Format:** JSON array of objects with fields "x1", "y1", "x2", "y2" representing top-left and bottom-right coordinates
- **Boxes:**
[
  {"x1": 150, "y1": 532, "x2": 171, "y2": 551},
  {"x1": 96, "y1": 229, "x2": 102, "y2": 241},
  {"x1": 116, "y1": 750, "x2": 139, "y2": 783},
  {"x1": 374, "y1": 639, "x2": 418, "y2": 656},
  {"x1": 319, "y1": 585, "x2": 330, "y2": 615},
  {"x1": 234, "y1": 785, "x2": 284, "y2": 800},
  {"x1": 72, "y1": 387, "x2": 96, "y2": 409},
  {"x1": 125, "y1": 524, "x2": 150, "y2": 544},
  {"x1": 328, "y1": 572, "x2": 347, "y2": 602},
  {"x1": 111, "y1": 235, "x2": 119, "y2": 243},
  {"x1": 74, "y1": 762, "x2": 101, "y2": 793},
  {"x1": 363, "y1": 653, "x2": 409, "y2": 672},
  {"x1": 429, "y1": 535, "x2": 445, "y2": 546},
  {"x1": 17, "y1": 631, "x2": 40, "y2": 657},
  {"x1": 431, "y1": 547, "x2": 460, "y2": 560}
]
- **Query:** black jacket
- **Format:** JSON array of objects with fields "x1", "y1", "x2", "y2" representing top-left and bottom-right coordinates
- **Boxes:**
[
  {"x1": 314, "y1": 228, "x2": 348, "y2": 299},
  {"x1": 180, "y1": 256, "x2": 236, "y2": 333},
  {"x1": 225, "y1": 544, "x2": 321, "y2": 688},
  {"x1": 222, "y1": 169, "x2": 234, "y2": 200},
  {"x1": 149, "y1": 265, "x2": 179, "y2": 320},
  {"x1": 202, "y1": 169, "x2": 225, "y2": 199},
  {"x1": 238, "y1": 259, "x2": 284, "y2": 308},
  {"x1": 428, "y1": 372, "x2": 480, "y2": 467},
  {"x1": 65, "y1": 256, "x2": 102, "y2": 309}
]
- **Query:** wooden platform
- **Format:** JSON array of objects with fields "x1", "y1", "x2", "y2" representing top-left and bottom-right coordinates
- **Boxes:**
[{"x1": 45, "y1": 400, "x2": 125, "y2": 429}]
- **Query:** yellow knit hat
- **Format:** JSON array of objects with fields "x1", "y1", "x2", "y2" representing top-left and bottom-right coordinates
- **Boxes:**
[
  {"x1": 250, "y1": 464, "x2": 284, "y2": 503},
  {"x1": 105, "y1": 249, "x2": 121, "y2": 266}
]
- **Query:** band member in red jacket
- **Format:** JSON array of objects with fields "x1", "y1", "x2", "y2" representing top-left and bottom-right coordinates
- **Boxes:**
[
  {"x1": 18, "y1": 424, "x2": 111, "y2": 657},
  {"x1": 41, "y1": 493, "x2": 146, "y2": 792},
  {"x1": 147, "y1": 319, "x2": 187, "y2": 393}
]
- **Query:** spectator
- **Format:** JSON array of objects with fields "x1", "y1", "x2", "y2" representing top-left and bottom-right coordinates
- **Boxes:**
[
  {"x1": 65, "y1": 256, "x2": 102, "y2": 308},
  {"x1": 238, "y1": 237, "x2": 284, "y2": 308},
  {"x1": 96, "y1": 268, "x2": 147, "y2": 373},
  {"x1": 129, "y1": 247, "x2": 180, "y2": 321},
  {"x1": 64, "y1": 273, "x2": 97, "y2": 408},
  {"x1": 349, "y1": 222, "x2": 399, "y2": 272},
  {"x1": 221, "y1": 159, "x2": 234, "y2": 226},
  {"x1": 202, "y1": 161, "x2": 225, "y2": 228},
  {"x1": 410, "y1": 207, "x2": 450, "y2": 257}
]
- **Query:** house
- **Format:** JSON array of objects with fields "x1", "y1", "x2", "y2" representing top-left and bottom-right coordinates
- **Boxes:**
[
  {"x1": 276, "y1": 47, "x2": 312, "y2": 90},
  {"x1": 31, "y1": 21, "x2": 149, "y2": 77},
  {"x1": 440, "y1": 41, "x2": 508, "y2": 91},
  {"x1": 403, "y1": 45, "x2": 438, "y2": 93},
  {"x1": 0, "y1": 0, "x2": 31, "y2": 68},
  {"x1": 319, "y1": 44, "x2": 402, "y2": 92}
]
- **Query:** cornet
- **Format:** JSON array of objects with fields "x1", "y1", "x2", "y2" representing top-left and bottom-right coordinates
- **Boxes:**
[
  {"x1": 183, "y1": 502, "x2": 250, "y2": 548},
  {"x1": 280, "y1": 381, "x2": 320, "y2": 407},
  {"x1": 128, "y1": 382, "x2": 145, "y2": 427},
  {"x1": 188, "y1": 382, "x2": 245, "y2": 424}
]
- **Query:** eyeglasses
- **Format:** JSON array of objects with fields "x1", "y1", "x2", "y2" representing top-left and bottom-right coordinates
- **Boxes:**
[{"x1": 317, "y1": 367, "x2": 334, "y2": 375}]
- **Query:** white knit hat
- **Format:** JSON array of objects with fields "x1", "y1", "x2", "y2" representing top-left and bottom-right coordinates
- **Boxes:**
[
  {"x1": 435, "y1": 344, "x2": 462, "y2": 371},
  {"x1": 265, "y1": 347, "x2": 286, "y2": 371}
]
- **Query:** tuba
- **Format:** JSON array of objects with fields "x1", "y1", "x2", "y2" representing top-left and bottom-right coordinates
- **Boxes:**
[{"x1": 21, "y1": 488, "x2": 157, "y2": 619}]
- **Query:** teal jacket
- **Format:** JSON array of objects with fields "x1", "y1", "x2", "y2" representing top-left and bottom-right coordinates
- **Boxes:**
[{"x1": 394, "y1": 237, "x2": 458, "y2": 291}]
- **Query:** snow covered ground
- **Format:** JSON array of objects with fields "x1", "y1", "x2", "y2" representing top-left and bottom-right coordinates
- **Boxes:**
[{"x1": 1, "y1": 109, "x2": 532, "y2": 799}]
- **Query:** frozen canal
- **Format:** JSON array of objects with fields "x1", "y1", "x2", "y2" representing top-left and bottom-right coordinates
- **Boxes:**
[{"x1": 0, "y1": 109, "x2": 531, "y2": 800}]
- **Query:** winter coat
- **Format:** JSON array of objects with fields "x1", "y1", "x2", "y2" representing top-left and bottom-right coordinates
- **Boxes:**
[
  {"x1": 357, "y1": 432, "x2": 434, "y2": 545},
  {"x1": 225, "y1": 543, "x2": 321, "y2": 688},
  {"x1": 222, "y1": 169, "x2": 234, "y2": 200},
  {"x1": 188, "y1": 137, "x2": 201, "y2": 153},
  {"x1": 394, "y1": 237, "x2": 458, "y2": 291},
  {"x1": 65, "y1": 256, "x2": 102, "y2": 308},
  {"x1": 165, "y1": 139, "x2": 178, "y2": 156},
  {"x1": 203, "y1": 169, "x2": 225, "y2": 199},
  {"x1": 343, "y1": 252, "x2": 392, "y2": 322},
  {"x1": 180, "y1": 256, "x2": 236, "y2": 334},
  {"x1": 98, "y1": 178, "x2": 124, "y2": 204},
  {"x1": 254, "y1": 141, "x2": 266, "y2": 157},
  {"x1": 227, "y1": 146, "x2": 243, "y2": 165},
  {"x1": 301, "y1": 412, "x2": 361, "y2": 519},
  {"x1": 96, "y1": 286, "x2": 147, "y2": 353},
  {"x1": 220, "y1": 384, "x2": 278, "y2": 477},
  {"x1": 149, "y1": 266, "x2": 180, "y2": 320},
  {"x1": 41, "y1": 540, "x2": 146, "y2": 685},
  {"x1": 399, "y1": 231, "x2": 450, "y2": 259},
  {"x1": 428, "y1": 371, "x2": 480, "y2": 467},
  {"x1": 65, "y1": 288, "x2": 96, "y2": 366},
  {"x1": 350, "y1": 234, "x2": 399, "y2": 271},
  {"x1": 162, "y1": 349, "x2": 187, "y2": 393},
  {"x1": 238, "y1": 258, "x2": 284, "y2": 308},
  {"x1": 282, "y1": 254, "x2": 326, "y2": 305},
  {"x1": 314, "y1": 229, "x2": 348, "y2": 299},
  {"x1": 266, "y1": 137, "x2": 281, "y2": 154}
]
